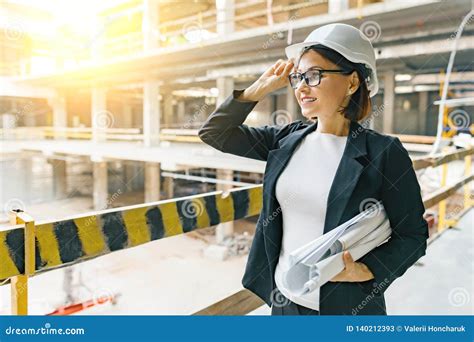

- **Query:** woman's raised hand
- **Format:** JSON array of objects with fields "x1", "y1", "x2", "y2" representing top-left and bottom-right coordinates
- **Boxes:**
[{"x1": 238, "y1": 59, "x2": 295, "y2": 102}]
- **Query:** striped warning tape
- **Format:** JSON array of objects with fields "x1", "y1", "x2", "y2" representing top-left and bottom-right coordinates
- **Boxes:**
[{"x1": 0, "y1": 185, "x2": 263, "y2": 281}]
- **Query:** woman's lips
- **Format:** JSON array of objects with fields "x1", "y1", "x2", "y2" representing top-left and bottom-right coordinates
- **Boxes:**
[{"x1": 300, "y1": 97, "x2": 317, "y2": 106}]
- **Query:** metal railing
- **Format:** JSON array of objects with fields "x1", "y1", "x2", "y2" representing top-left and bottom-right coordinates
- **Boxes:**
[
  {"x1": 0, "y1": 126, "x2": 204, "y2": 143},
  {"x1": 2, "y1": 126, "x2": 457, "y2": 146},
  {"x1": 1, "y1": 185, "x2": 263, "y2": 314},
  {"x1": 0, "y1": 127, "x2": 143, "y2": 142}
]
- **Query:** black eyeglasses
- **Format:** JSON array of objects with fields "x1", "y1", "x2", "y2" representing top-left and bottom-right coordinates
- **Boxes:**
[{"x1": 288, "y1": 68, "x2": 354, "y2": 89}]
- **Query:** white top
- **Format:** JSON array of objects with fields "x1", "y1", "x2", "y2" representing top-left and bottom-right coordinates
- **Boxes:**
[{"x1": 274, "y1": 126, "x2": 348, "y2": 311}]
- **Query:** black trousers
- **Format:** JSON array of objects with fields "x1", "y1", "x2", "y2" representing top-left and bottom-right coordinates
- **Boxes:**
[{"x1": 270, "y1": 288, "x2": 320, "y2": 316}]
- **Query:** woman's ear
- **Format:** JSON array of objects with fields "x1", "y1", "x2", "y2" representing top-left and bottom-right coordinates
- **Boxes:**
[{"x1": 348, "y1": 71, "x2": 360, "y2": 94}]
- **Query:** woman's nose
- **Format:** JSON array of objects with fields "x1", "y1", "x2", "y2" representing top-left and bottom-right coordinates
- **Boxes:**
[
  {"x1": 295, "y1": 78, "x2": 309, "y2": 92},
  {"x1": 295, "y1": 79, "x2": 310, "y2": 95}
]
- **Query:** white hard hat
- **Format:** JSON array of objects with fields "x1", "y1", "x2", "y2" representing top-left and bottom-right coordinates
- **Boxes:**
[{"x1": 285, "y1": 23, "x2": 379, "y2": 97}]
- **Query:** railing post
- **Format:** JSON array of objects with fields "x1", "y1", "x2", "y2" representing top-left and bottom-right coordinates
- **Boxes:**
[
  {"x1": 464, "y1": 146, "x2": 473, "y2": 210},
  {"x1": 437, "y1": 147, "x2": 449, "y2": 232},
  {"x1": 8, "y1": 209, "x2": 35, "y2": 315}
]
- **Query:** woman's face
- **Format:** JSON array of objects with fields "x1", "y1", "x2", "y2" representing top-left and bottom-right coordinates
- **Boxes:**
[{"x1": 294, "y1": 50, "x2": 356, "y2": 121}]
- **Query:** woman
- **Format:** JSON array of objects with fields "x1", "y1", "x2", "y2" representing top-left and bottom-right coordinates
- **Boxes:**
[{"x1": 198, "y1": 23, "x2": 429, "y2": 315}]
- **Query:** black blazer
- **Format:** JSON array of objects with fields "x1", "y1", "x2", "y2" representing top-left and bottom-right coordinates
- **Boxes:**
[{"x1": 198, "y1": 89, "x2": 429, "y2": 315}]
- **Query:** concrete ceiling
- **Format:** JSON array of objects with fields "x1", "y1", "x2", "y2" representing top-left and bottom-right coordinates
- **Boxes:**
[{"x1": 8, "y1": 0, "x2": 474, "y2": 91}]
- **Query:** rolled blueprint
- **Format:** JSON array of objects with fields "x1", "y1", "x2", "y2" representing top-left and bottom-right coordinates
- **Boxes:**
[{"x1": 281, "y1": 201, "x2": 391, "y2": 297}]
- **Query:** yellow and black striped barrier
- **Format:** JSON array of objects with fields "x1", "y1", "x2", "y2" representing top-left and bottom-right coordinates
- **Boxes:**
[{"x1": 0, "y1": 185, "x2": 263, "y2": 282}]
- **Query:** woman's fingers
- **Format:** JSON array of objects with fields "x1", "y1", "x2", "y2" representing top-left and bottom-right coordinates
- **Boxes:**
[
  {"x1": 344, "y1": 251, "x2": 354, "y2": 265},
  {"x1": 258, "y1": 59, "x2": 294, "y2": 93},
  {"x1": 274, "y1": 59, "x2": 294, "y2": 77},
  {"x1": 274, "y1": 61, "x2": 287, "y2": 75},
  {"x1": 282, "y1": 59, "x2": 295, "y2": 76},
  {"x1": 269, "y1": 59, "x2": 285, "y2": 74}
]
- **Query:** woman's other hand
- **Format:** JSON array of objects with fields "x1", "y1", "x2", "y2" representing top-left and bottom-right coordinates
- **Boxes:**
[{"x1": 329, "y1": 251, "x2": 375, "y2": 282}]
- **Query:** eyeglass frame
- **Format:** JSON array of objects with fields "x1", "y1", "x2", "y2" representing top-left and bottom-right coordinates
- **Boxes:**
[{"x1": 288, "y1": 67, "x2": 355, "y2": 89}]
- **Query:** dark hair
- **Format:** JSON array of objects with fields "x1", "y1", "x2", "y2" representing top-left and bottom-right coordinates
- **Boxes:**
[{"x1": 297, "y1": 44, "x2": 372, "y2": 122}]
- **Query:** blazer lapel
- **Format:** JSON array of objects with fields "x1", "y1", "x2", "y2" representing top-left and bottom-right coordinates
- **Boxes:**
[{"x1": 323, "y1": 120, "x2": 368, "y2": 234}]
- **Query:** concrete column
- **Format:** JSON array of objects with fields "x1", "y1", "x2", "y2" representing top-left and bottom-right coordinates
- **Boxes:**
[
  {"x1": 142, "y1": 0, "x2": 160, "y2": 51},
  {"x1": 123, "y1": 163, "x2": 133, "y2": 191},
  {"x1": 216, "y1": 0, "x2": 235, "y2": 35},
  {"x1": 418, "y1": 91, "x2": 428, "y2": 135},
  {"x1": 216, "y1": 169, "x2": 234, "y2": 244},
  {"x1": 49, "y1": 94, "x2": 67, "y2": 128},
  {"x1": 93, "y1": 161, "x2": 108, "y2": 210},
  {"x1": 287, "y1": 84, "x2": 297, "y2": 120},
  {"x1": 2, "y1": 113, "x2": 16, "y2": 139},
  {"x1": 91, "y1": 87, "x2": 107, "y2": 143},
  {"x1": 2, "y1": 113, "x2": 16, "y2": 129},
  {"x1": 23, "y1": 103, "x2": 36, "y2": 127},
  {"x1": 23, "y1": 157, "x2": 33, "y2": 203},
  {"x1": 48, "y1": 94, "x2": 67, "y2": 140},
  {"x1": 49, "y1": 159, "x2": 67, "y2": 199},
  {"x1": 382, "y1": 70, "x2": 395, "y2": 134},
  {"x1": 217, "y1": 76, "x2": 234, "y2": 107},
  {"x1": 145, "y1": 162, "x2": 161, "y2": 202},
  {"x1": 176, "y1": 100, "x2": 186, "y2": 126},
  {"x1": 122, "y1": 101, "x2": 133, "y2": 128},
  {"x1": 328, "y1": 0, "x2": 349, "y2": 14},
  {"x1": 63, "y1": 268, "x2": 75, "y2": 304},
  {"x1": 163, "y1": 177, "x2": 174, "y2": 198},
  {"x1": 163, "y1": 93, "x2": 173, "y2": 128},
  {"x1": 143, "y1": 81, "x2": 160, "y2": 147}
]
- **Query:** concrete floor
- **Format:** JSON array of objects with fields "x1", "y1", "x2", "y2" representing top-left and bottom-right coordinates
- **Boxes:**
[{"x1": 385, "y1": 209, "x2": 473, "y2": 315}]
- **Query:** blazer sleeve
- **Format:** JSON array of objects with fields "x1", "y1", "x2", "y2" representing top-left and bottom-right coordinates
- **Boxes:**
[
  {"x1": 358, "y1": 136, "x2": 429, "y2": 296},
  {"x1": 198, "y1": 89, "x2": 306, "y2": 161}
]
